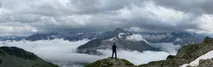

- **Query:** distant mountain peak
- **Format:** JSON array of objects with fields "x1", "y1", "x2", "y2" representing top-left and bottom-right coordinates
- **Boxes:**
[
  {"x1": 25, "y1": 32, "x2": 65, "y2": 41},
  {"x1": 33, "y1": 32, "x2": 59, "y2": 35},
  {"x1": 113, "y1": 28, "x2": 126, "y2": 33}
]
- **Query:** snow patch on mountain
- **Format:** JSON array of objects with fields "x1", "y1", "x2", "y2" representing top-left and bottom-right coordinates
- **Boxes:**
[
  {"x1": 118, "y1": 33, "x2": 127, "y2": 39},
  {"x1": 126, "y1": 34, "x2": 148, "y2": 42},
  {"x1": 106, "y1": 37, "x2": 115, "y2": 41},
  {"x1": 175, "y1": 37, "x2": 182, "y2": 42},
  {"x1": 180, "y1": 50, "x2": 213, "y2": 67}
]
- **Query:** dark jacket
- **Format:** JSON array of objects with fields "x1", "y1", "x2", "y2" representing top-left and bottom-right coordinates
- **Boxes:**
[{"x1": 112, "y1": 45, "x2": 117, "y2": 51}]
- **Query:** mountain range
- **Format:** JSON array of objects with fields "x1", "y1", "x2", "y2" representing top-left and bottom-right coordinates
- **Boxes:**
[
  {"x1": 0, "y1": 28, "x2": 203, "y2": 55},
  {"x1": 77, "y1": 28, "x2": 203, "y2": 55},
  {"x1": 0, "y1": 28, "x2": 208, "y2": 67}
]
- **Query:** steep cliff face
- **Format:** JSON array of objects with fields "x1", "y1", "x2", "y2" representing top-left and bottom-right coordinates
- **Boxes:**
[{"x1": 0, "y1": 46, "x2": 59, "y2": 67}]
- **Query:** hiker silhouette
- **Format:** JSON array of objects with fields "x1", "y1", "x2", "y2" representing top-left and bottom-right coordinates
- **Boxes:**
[{"x1": 112, "y1": 43, "x2": 117, "y2": 59}]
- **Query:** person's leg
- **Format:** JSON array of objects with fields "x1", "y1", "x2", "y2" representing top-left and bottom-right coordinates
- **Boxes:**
[
  {"x1": 112, "y1": 51, "x2": 114, "y2": 58},
  {"x1": 115, "y1": 50, "x2": 117, "y2": 59}
]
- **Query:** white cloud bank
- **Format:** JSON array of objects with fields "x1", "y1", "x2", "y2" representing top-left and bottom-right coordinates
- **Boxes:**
[
  {"x1": 126, "y1": 34, "x2": 181, "y2": 54},
  {"x1": 0, "y1": 39, "x2": 171, "y2": 67},
  {"x1": 149, "y1": 43, "x2": 181, "y2": 55},
  {"x1": 0, "y1": 0, "x2": 213, "y2": 36}
]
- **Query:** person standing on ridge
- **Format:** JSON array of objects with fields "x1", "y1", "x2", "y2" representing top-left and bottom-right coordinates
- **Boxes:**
[{"x1": 112, "y1": 42, "x2": 117, "y2": 59}]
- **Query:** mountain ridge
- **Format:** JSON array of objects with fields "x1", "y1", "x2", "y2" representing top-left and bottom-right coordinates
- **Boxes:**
[
  {"x1": 0, "y1": 46, "x2": 59, "y2": 67},
  {"x1": 77, "y1": 28, "x2": 157, "y2": 55},
  {"x1": 77, "y1": 28, "x2": 203, "y2": 55}
]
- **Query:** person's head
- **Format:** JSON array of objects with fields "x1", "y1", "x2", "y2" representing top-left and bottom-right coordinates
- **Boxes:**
[{"x1": 113, "y1": 43, "x2": 116, "y2": 45}]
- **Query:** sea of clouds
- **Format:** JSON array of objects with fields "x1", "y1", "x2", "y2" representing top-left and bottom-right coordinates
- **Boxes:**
[{"x1": 0, "y1": 38, "x2": 173, "y2": 67}]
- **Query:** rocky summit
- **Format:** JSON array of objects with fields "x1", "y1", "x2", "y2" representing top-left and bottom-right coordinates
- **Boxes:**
[
  {"x1": 85, "y1": 57, "x2": 135, "y2": 67},
  {"x1": 0, "y1": 46, "x2": 59, "y2": 67}
]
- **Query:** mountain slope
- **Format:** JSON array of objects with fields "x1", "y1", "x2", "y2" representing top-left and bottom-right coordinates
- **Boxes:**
[
  {"x1": 137, "y1": 36, "x2": 213, "y2": 67},
  {"x1": 0, "y1": 46, "x2": 59, "y2": 67},
  {"x1": 180, "y1": 50, "x2": 213, "y2": 67}
]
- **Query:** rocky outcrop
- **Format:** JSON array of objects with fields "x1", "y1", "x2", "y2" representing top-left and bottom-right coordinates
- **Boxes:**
[
  {"x1": 137, "y1": 60, "x2": 165, "y2": 67},
  {"x1": 85, "y1": 57, "x2": 135, "y2": 67},
  {"x1": 0, "y1": 46, "x2": 59, "y2": 67},
  {"x1": 196, "y1": 58, "x2": 213, "y2": 67}
]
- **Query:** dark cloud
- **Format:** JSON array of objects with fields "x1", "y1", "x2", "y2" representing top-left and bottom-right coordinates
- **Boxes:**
[
  {"x1": 153, "y1": 0, "x2": 213, "y2": 14},
  {"x1": 0, "y1": 0, "x2": 213, "y2": 36}
]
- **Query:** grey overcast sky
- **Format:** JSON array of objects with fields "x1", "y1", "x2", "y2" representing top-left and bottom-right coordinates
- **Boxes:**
[{"x1": 0, "y1": 0, "x2": 213, "y2": 36}]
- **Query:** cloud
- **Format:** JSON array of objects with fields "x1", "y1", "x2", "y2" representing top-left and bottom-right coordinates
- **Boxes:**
[
  {"x1": 186, "y1": 14, "x2": 213, "y2": 35},
  {"x1": 0, "y1": 22, "x2": 37, "y2": 36},
  {"x1": 149, "y1": 43, "x2": 181, "y2": 54},
  {"x1": 126, "y1": 27, "x2": 145, "y2": 32},
  {"x1": 0, "y1": 39, "x2": 102, "y2": 66},
  {"x1": 0, "y1": 0, "x2": 213, "y2": 36},
  {"x1": 126, "y1": 34, "x2": 148, "y2": 43},
  {"x1": 153, "y1": 0, "x2": 213, "y2": 14},
  {"x1": 126, "y1": 34, "x2": 181, "y2": 54},
  {"x1": 0, "y1": 39, "x2": 171, "y2": 67}
]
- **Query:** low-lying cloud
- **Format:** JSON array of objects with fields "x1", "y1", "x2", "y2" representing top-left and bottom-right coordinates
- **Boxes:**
[
  {"x1": 126, "y1": 34, "x2": 180, "y2": 54},
  {"x1": 0, "y1": 39, "x2": 171, "y2": 67},
  {"x1": 149, "y1": 43, "x2": 181, "y2": 55}
]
